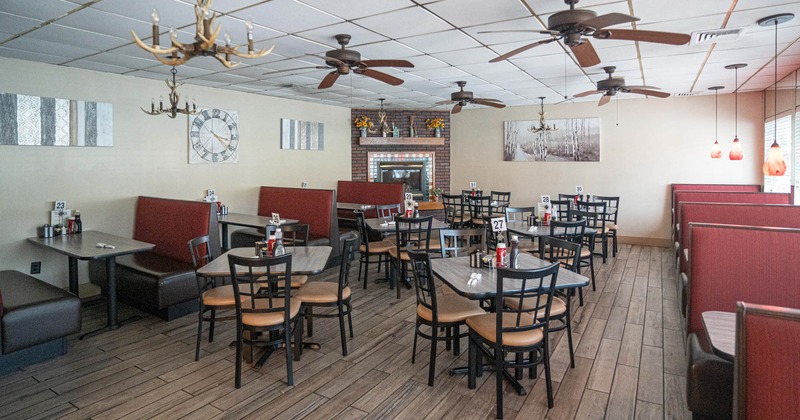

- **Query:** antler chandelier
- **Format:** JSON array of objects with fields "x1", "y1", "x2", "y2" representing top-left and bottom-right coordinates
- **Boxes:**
[
  {"x1": 530, "y1": 97, "x2": 558, "y2": 133},
  {"x1": 132, "y1": 0, "x2": 274, "y2": 69},
  {"x1": 142, "y1": 67, "x2": 197, "y2": 119}
]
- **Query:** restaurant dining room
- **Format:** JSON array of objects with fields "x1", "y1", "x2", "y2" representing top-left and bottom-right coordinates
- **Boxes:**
[{"x1": 1, "y1": 0, "x2": 800, "y2": 419}]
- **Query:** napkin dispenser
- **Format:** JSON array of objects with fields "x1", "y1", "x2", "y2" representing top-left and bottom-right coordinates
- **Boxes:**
[
  {"x1": 37, "y1": 224, "x2": 54, "y2": 238},
  {"x1": 470, "y1": 249, "x2": 483, "y2": 268}
]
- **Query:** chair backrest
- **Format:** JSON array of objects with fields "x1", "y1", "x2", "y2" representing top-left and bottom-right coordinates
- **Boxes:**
[
  {"x1": 337, "y1": 233, "x2": 357, "y2": 300},
  {"x1": 228, "y1": 253, "x2": 293, "y2": 323},
  {"x1": 482, "y1": 215, "x2": 504, "y2": 252},
  {"x1": 467, "y1": 195, "x2": 492, "y2": 220},
  {"x1": 566, "y1": 211, "x2": 596, "y2": 251},
  {"x1": 491, "y1": 191, "x2": 511, "y2": 204},
  {"x1": 505, "y1": 206, "x2": 535, "y2": 223},
  {"x1": 355, "y1": 211, "x2": 371, "y2": 250},
  {"x1": 407, "y1": 249, "x2": 439, "y2": 322},
  {"x1": 549, "y1": 219, "x2": 586, "y2": 243},
  {"x1": 592, "y1": 195, "x2": 619, "y2": 224},
  {"x1": 558, "y1": 193, "x2": 583, "y2": 204},
  {"x1": 439, "y1": 228, "x2": 484, "y2": 258},
  {"x1": 734, "y1": 302, "x2": 800, "y2": 420},
  {"x1": 442, "y1": 194, "x2": 467, "y2": 227},
  {"x1": 574, "y1": 203, "x2": 607, "y2": 232},
  {"x1": 188, "y1": 234, "x2": 214, "y2": 293},
  {"x1": 394, "y1": 214, "x2": 433, "y2": 252},
  {"x1": 550, "y1": 199, "x2": 572, "y2": 221},
  {"x1": 539, "y1": 236, "x2": 581, "y2": 273},
  {"x1": 496, "y1": 263, "x2": 560, "y2": 345},
  {"x1": 281, "y1": 224, "x2": 310, "y2": 246},
  {"x1": 376, "y1": 203, "x2": 401, "y2": 219}
]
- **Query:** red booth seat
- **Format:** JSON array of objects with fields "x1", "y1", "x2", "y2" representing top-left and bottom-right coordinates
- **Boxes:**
[
  {"x1": 90, "y1": 197, "x2": 219, "y2": 320},
  {"x1": 336, "y1": 180, "x2": 404, "y2": 220},
  {"x1": 685, "y1": 223, "x2": 800, "y2": 419}
]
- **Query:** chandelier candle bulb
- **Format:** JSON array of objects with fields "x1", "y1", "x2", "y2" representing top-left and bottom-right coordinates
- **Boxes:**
[
  {"x1": 246, "y1": 19, "x2": 254, "y2": 53},
  {"x1": 151, "y1": 9, "x2": 160, "y2": 46}
]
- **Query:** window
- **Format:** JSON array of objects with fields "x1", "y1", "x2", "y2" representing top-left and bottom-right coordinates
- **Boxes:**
[{"x1": 763, "y1": 113, "x2": 792, "y2": 193}]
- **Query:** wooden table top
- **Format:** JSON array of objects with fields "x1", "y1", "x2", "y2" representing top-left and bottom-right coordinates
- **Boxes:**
[
  {"x1": 27, "y1": 230, "x2": 155, "y2": 260},
  {"x1": 365, "y1": 217, "x2": 449, "y2": 234},
  {"x1": 702, "y1": 311, "x2": 735, "y2": 361},
  {"x1": 430, "y1": 254, "x2": 590, "y2": 300},
  {"x1": 506, "y1": 221, "x2": 567, "y2": 238},
  {"x1": 196, "y1": 246, "x2": 332, "y2": 277},
  {"x1": 217, "y1": 213, "x2": 299, "y2": 229},
  {"x1": 336, "y1": 202, "x2": 376, "y2": 211}
]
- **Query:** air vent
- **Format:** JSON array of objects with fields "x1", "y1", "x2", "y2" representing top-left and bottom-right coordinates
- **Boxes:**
[
  {"x1": 674, "y1": 92, "x2": 697, "y2": 97},
  {"x1": 690, "y1": 28, "x2": 746, "y2": 45}
]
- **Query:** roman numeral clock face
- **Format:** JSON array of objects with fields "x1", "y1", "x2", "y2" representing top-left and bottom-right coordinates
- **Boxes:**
[{"x1": 188, "y1": 108, "x2": 239, "y2": 164}]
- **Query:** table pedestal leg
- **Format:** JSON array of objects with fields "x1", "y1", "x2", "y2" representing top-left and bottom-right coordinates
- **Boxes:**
[
  {"x1": 68, "y1": 257, "x2": 79, "y2": 296},
  {"x1": 79, "y1": 257, "x2": 141, "y2": 340},
  {"x1": 221, "y1": 224, "x2": 229, "y2": 250},
  {"x1": 451, "y1": 364, "x2": 527, "y2": 395}
]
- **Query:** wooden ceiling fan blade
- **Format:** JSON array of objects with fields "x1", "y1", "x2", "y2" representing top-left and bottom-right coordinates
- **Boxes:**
[
  {"x1": 594, "y1": 29, "x2": 690, "y2": 45},
  {"x1": 489, "y1": 38, "x2": 556, "y2": 63},
  {"x1": 452, "y1": 103, "x2": 463, "y2": 114},
  {"x1": 435, "y1": 100, "x2": 454, "y2": 105},
  {"x1": 628, "y1": 88, "x2": 670, "y2": 98},
  {"x1": 574, "y1": 89, "x2": 601, "y2": 98},
  {"x1": 473, "y1": 99, "x2": 506, "y2": 108},
  {"x1": 477, "y1": 29, "x2": 553, "y2": 34},
  {"x1": 359, "y1": 59, "x2": 414, "y2": 68},
  {"x1": 263, "y1": 66, "x2": 329, "y2": 75},
  {"x1": 581, "y1": 13, "x2": 638, "y2": 30},
  {"x1": 318, "y1": 71, "x2": 340, "y2": 89},
  {"x1": 598, "y1": 95, "x2": 611, "y2": 106},
  {"x1": 359, "y1": 68, "x2": 404, "y2": 86},
  {"x1": 624, "y1": 85, "x2": 661, "y2": 90},
  {"x1": 570, "y1": 41, "x2": 601, "y2": 67}
]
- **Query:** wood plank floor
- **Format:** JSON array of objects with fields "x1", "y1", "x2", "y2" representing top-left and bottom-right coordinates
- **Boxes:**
[{"x1": 0, "y1": 244, "x2": 691, "y2": 419}]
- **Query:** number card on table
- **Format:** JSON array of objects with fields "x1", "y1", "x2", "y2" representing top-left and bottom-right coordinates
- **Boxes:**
[
  {"x1": 490, "y1": 217, "x2": 507, "y2": 232},
  {"x1": 271, "y1": 213, "x2": 281, "y2": 224},
  {"x1": 540, "y1": 195, "x2": 550, "y2": 204},
  {"x1": 575, "y1": 185, "x2": 584, "y2": 194}
]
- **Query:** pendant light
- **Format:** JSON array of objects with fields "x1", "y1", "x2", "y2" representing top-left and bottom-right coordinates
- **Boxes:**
[
  {"x1": 725, "y1": 63, "x2": 747, "y2": 160},
  {"x1": 760, "y1": 13, "x2": 793, "y2": 176},
  {"x1": 709, "y1": 86, "x2": 724, "y2": 158}
]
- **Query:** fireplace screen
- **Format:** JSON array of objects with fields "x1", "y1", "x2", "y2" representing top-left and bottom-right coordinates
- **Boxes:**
[{"x1": 377, "y1": 161, "x2": 427, "y2": 198}]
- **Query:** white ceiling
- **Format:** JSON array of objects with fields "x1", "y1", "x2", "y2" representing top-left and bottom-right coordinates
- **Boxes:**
[{"x1": 1, "y1": 0, "x2": 799, "y2": 109}]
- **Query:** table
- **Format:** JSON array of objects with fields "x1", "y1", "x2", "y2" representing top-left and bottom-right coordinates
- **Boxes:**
[
  {"x1": 702, "y1": 311, "x2": 735, "y2": 361},
  {"x1": 217, "y1": 212, "x2": 299, "y2": 249},
  {"x1": 364, "y1": 217, "x2": 449, "y2": 235},
  {"x1": 430, "y1": 253, "x2": 590, "y2": 394},
  {"x1": 336, "y1": 202, "x2": 375, "y2": 212},
  {"x1": 506, "y1": 220, "x2": 567, "y2": 239},
  {"x1": 196, "y1": 246, "x2": 331, "y2": 277},
  {"x1": 28, "y1": 231, "x2": 155, "y2": 339}
]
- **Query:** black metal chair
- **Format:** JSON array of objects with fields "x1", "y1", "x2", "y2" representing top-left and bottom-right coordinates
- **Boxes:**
[
  {"x1": 467, "y1": 195, "x2": 492, "y2": 230},
  {"x1": 577, "y1": 200, "x2": 609, "y2": 263},
  {"x1": 408, "y1": 250, "x2": 485, "y2": 386},
  {"x1": 592, "y1": 195, "x2": 619, "y2": 257},
  {"x1": 550, "y1": 199, "x2": 572, "y2": 221},
  {"x1": 466, "y1": 263, "x2": 561, "y2": 417},
  {"x1": 388, "y1": 214, "x2": 433, "y2": 299},
  {"x1": 438, "y1": 228, "x2": 484, "y2": 258},
  {"x1": 296, "y1": 233, "x2": 357, "y2": 356},
  {"x1": 490, "y1": 190, "x2": 511, "y2": 215},
  {"x1": 567, "y1": 211, "x2": 598, "y2": 294},
  {"x1": 442, "y1": 193, "x2": 471, "y2": 228},
  {"x1": 355, "y1": 211, "x2": 393, "y2": 289},
  {"x1": 227, "y1": 253, "x2": 302, "y2": 388},
  {"x1": 375, "y1": 203, "x2": 401, "y2": 220},
  {"x1": 189, "y1": 235, "x2": 236, "y2": 362}
]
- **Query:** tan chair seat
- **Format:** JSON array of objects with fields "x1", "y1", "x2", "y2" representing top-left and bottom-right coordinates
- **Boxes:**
[
  {"x1": 466, "y1": 312, "x2": 543, "y2": 346},
  {"x1": 241, "y1": 298, "x2": 302, "y2": 327},
  {"x1": 259, "y1": 275, "x2": 308, "y2": 289},
  {"x1": 388, "y1": 248, "x2": 409, "y2": 261},
  {"x1": 596, "y1": 227, "x2": 610, "y2": 235},
  {"x1": 471, "y1": 218, "x2": 486, "y2": 226},
  {"x1": 504, "y1": 296, "x2": 567, "y2": 318},
  {"x1": 580, "y1": 248, "x2": 592, "y2": 258},
  {"x1": 609, "y1": 224, "x2": 618, "y2": 231},
  {"x1": 202, "y1": 284, "x2": 241, "y2": 307},
  {"x1": 361, "y1": 240, "x2": 394, "y2": 254},
  {"x1": 417, "y1": 294, "x2": 485, "y2": 323},
  {"x1": 451, "y1": 214, "x2": 472, "y2": 224},
  {"x1": 297, "y1": 281, "x2": 351, "y2": 304}
]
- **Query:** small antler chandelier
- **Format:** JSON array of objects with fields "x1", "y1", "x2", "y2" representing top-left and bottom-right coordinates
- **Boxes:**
[
  {"x1": 142, "y1": 67, "x2": 198, "y2": 119},
  {"x1": 132, "y1": 0, "x2": 274, "y2": 69},
  {"x1": 529, "y1": 97, "x2": 558, "y2": 133}
]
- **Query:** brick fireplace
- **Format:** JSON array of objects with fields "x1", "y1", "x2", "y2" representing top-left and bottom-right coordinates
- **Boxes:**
[{"x1": 351, "y1": 108, "x2": 450, "y2": 199}]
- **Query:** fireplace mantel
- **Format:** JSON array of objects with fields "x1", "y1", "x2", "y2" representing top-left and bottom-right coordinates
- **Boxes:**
[{"x1": 359, "y1": 137, "x2": 445, "y2": 146}]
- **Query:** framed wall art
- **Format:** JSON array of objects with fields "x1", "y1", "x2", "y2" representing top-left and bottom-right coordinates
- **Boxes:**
[
  {"x1": 503, "y1": 117, "x2": 600, "y2": 162},
  {"x1": 281, "y1": 118, "x2": 324, "y2": 151}
]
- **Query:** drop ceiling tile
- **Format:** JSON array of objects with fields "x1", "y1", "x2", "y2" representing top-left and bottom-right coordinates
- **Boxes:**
[
  {"x1": 0, "y1": 0, "x2": 77, "y2": 21},
  {"x1": 195, "y1": 71, "x2": 258, "y2": 84},
  {"x1": 296, "y1": 0, "x2": 411, "y2": 20},
  {"x1": 431, "y1": 47, "x2": 499, "y2": 66},
  {"x1": 399, "y1": 30, "x2": 481, "y2": 54},
  {"x1": 93, "y1": 0, "x2": 196, "y2": 28},
  {"x1": 211, "y1": 15, "x2": 285, "y2": 44},
  {"x1": 632, "y1": 0, "x2": 729, "y2": 24},
  {"x1": 524, "y1": 0, "x2": 629, "y2": 16},
  {"x1": 186, "y1": 78, "x2": 232, "y2": 88},
  {"x1": 463, "y1": 17, "x2": 544, "y2": 45},
  {"x1": 27, "y1": 24, "x2": 129, "y2": 51},
  {"x1": 57, "y1": 8, "x2": 152, "y2": 41},
  {"x1": 263, "y1": 35, "x2": 332, "y2": 59},
  {"x1": 65, "y1": 59, "x2": 132, "y2": 73},
  {"x1": 355, "y1": 7, "x2": 452, "y2": 39},
  {"x1": 3, "y1": 35, "x2": 98, "y2": 60},
  {"x1": 0, "y1": 46, "x2": 69, "y2": 65},
  {"x1": 0, "y1": 12, "x2": 43, "y2": 35},
  {"x1": 230, "y1": 0, "x2": 343, "y2": 34},
  {"x1": 425, "y1": 0, "x2": 531, "y2": 28},
  {"x1": 408, "y1": 66, "x2": 470, "y2": 81},
  {"x1": 295, "y1": 23, "x2": 388, "y2": 48},
  {"x1": 353, "y1": 40, "x2": 422, "y2": 59},
  {"x1": 83, "y1": 52, "x2": 159, "y2": 69}
]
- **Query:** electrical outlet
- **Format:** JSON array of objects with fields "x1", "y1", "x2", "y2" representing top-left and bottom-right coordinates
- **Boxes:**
[{"x1": 30, "y1": 261, "x2": 41, "y2": 274}]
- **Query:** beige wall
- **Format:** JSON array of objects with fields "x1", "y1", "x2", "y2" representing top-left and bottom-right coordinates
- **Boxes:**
[
  {"x1": 0, "y1": 58, "x2": 351, "y2": 288},
  {"x1": 451, "y1": 93, "x2": 764, "y2": 243}
]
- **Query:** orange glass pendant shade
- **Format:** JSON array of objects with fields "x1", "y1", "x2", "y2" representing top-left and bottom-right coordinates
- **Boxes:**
[
  {"x1": 710, "y1": 140, "x2": 722, "y2": 158},
  {"x1": 763, "y1": 142, "x2": 787, "y2": 176},
  {"x1": 729, "y1": 137, "x2": 743, "y2": 160}
]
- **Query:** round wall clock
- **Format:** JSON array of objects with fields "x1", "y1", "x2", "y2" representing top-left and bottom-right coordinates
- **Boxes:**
[{"x1": 188, "y1": 108, "x2": 239, "y2": 164}]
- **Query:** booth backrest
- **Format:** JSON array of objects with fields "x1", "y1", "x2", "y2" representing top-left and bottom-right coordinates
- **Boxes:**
[
  {"x1": 336, "y1": 181, "x2": 404, "y2": 219},
  {"x1": 133, "y1": 196, "x2": 219, "y2": 264},
  {"x1": 257, "y1": 186, "x2": 336, "y2": 242},
  {"x1": 670, "y1": 184, "x2": 761, "y2": 230},
  {"x1": 673, "y1": 191, "x2": 791, "y2": 234},
  {"x1": 677, "y1": 203, "x2": 800, "y2": 273},
  {"x1": 686, "y1": 223, "x2": 800, "y2": 334}
]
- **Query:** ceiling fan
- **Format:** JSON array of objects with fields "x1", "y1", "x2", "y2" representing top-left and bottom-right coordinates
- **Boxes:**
[
  {"x1": 436, "y1": 81, "x2": 506, "y2": 114},
  {"x1": 279, "y1": 34, "x2": 414, "y2": 89},
  {"x1": 574, "y1": 66, "x2": 670, "y2": 106},
  {"x1": 484, "y1": 0, "x2": 691, "y2": 67}
]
